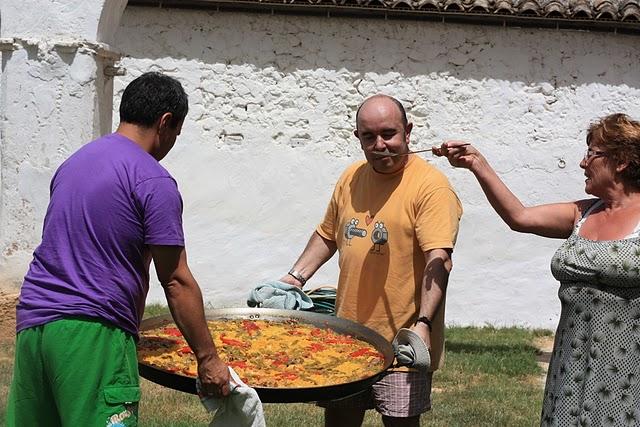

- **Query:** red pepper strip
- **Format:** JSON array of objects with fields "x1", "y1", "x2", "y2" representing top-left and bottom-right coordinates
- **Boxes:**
[
  {"x1": 349, "y1": 348, "x2": 371, "y2": 358},
  {"x1": 242, "y1": 320, "x2": 260, "y2": 335},
  {"x1": 178, "y1": 346, "x2": 193, "y2": 354},
  {"x1": 220, "y1": 334, "x2": 248, "y2": 348},
  {"x1": 349, "y1": 348, "x2": 383, "y2": 358},
  {"x1": 229, "y1": 360, "x2": 248, "y2": 369},
  {"x1": 310, "y1": 328, "x2": 323, "y2": 337},
  {"x1": 163, "y1": 327, "x2": 182, "y2": 337},
  {"x1": 309, "y1": 343, "x2": 325, "y2": 352},
  {"x1": 272, "y1": 352, "x2": 290, "y2": 366},
  {"x1": 183, "y1": 368, "x2": 197, "y2": 377},
  {"x1": 325, "y1": 337, "x2": 356, "y2": 345},
  {"x1": 276, "y1": 372, "x2": 298, "y2": 380}
]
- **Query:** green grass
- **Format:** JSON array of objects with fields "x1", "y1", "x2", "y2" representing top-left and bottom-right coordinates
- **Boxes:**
[
  {"x1": 144, "y1": 302, "x2": 173, "y2": 319},
  {"x1": 427, "y1": 327, "x2": 550, "y2": 427},
  {"x1": 0, "y1": 306, "x2": 551, "y2": 426}
]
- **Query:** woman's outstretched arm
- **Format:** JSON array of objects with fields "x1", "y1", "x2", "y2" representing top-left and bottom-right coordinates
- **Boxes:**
[{"x1": 433, "y1": 141, "x2": 578, "y2": 238}]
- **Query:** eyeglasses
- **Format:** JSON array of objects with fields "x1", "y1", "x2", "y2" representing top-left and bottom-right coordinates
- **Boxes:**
[{"x1": 583, "y1": 148, "x2": 607, "y2": 161}]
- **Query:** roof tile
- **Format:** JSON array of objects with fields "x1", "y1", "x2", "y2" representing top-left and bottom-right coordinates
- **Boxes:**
[{"x1": 128, "y1": 0, "x2": 640, "y2": 32}]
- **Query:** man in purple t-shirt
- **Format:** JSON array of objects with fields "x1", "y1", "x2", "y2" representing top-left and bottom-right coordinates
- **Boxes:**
[{"x1": 6, "y1": 72, "x2": 229, "y2": 427}]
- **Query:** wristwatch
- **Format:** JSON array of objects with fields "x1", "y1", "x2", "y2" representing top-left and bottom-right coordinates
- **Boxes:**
[
  {"x1": 415, "y1": 316, "x2": 433, "y2": 331},
  {"x1": 287, "y1": 268, "x2": 307, "y2": 286}
]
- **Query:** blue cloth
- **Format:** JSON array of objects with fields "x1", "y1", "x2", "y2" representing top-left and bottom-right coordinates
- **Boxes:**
[{"x1": 247, "y1": 281, "x2": 313, "y2": 310}]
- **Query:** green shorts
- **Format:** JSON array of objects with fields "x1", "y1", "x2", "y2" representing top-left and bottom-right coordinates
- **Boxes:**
[{"x1": 6, "y1": 317, "x2": 140, "y2": 427}]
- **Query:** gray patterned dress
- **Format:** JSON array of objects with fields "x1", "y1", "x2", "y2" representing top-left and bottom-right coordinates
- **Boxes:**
[{"x1": 543, "y1": 200, "x2": 640, "y2": 427}]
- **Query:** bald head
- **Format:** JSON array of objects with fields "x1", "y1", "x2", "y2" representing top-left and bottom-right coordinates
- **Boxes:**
[
  {"x1": 353, "y1": 94, "x2": 413, "y2": 174},
  {"x1": 355, "y1": 95, "x2": 408, "y2": 131}
]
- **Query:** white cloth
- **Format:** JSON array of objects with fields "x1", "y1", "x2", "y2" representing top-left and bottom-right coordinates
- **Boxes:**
[
  {"x1": 392, "y1": 328, "x2": 431, "y2": 371},
  {"x1": 197, "y1": 367, "x2": 265, "y2": 427}
]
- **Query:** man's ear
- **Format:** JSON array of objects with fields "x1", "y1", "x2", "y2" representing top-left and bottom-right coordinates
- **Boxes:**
[
  {"x1": 405, "y1": 122, "x2": 413, "y2": 136},
  {"x1": 158, "y1": 112, "x2": 174, "y2": 133},
  {"x1": 354, "y1": 130, "x2": 365, "y2": 150},
  {"x1": 405, "y1": 122, "x2": 413, "y2": 144}
]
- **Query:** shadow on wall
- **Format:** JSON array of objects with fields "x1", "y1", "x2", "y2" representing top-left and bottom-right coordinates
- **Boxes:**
[{"x1": 114, "y1": 7, "x2": 640, "y2": 90}]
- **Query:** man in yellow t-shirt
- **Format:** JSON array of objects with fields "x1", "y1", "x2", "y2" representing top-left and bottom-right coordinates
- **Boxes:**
[{"x1": 280, "y1": 94, "x2": 462, "y2": 427}]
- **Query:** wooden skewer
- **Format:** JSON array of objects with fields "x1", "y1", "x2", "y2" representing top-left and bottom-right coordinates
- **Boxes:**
[{"x1": 372, "y1": 144, "x2": 470, "y2": 157}]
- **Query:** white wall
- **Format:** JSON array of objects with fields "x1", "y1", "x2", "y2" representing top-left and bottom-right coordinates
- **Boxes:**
[
  {"x1": 111, "y1": 7, "x2": 640, "y2": 329},
  {"x1": 0, "y1": 0, "x2": 124, "y2": 288},
  {"x1": 0, "y1": 0, "x2": 126, "y2": 44},
  {"x1": 3, "y1": 4, "x2": 639, "y2": 329}
]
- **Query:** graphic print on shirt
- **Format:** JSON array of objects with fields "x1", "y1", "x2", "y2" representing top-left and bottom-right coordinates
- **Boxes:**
[
  {"x1": 370, "y1": 221, "x2": 388, "y2": 253},
  {"x1": 343, "y1": 217, "x2": 390, "y2": 254},
  {"x1": 344, "y1": 218, "x2": 367, "y2": 246}
]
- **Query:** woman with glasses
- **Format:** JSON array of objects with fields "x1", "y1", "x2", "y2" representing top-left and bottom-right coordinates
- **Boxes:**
[{"x1": 434, "y1": 113, "x2": 640, "y2": 426}]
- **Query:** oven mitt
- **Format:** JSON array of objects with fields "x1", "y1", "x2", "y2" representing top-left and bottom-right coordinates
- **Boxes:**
[
  {"x1": 197, "y1": 367, "x2": 265, "y2": 427},
  {"x1": 247, "y1": 280, "x2": 313, "y2": 310},
  {"x1": 392, "y1": 328, "x2": 431, "y2": 371}
]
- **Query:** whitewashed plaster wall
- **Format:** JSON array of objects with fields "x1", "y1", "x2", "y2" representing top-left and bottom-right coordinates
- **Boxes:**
[
  {"x1": 112, "y1": 7, "x2": 640, "y2": 329},
  {"x1": 0, "y1": 0, "x2": 126, "y2": 44},
  {"x1": 0, "y1": 1, "x2": 126, "y2": 287},
  {"x1": 2, "y1": 3, "x2": 638, "y2": 330}
]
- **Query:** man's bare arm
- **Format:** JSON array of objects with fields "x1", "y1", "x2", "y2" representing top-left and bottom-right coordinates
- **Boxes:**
[
  {"x1": 280, "y1": 231, "x2": 337, "y2": 288},
  {"x1": 413, "y1": 248, "x2": 453, "y2": 348},
  {"x1": 150, "y1": 245, "x2": 230, "y2": 397}
]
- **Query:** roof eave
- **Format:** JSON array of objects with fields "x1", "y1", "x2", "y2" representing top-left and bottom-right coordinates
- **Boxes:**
[{"x1": 128, "y1": 0, "x2": 640, "y2": 34}]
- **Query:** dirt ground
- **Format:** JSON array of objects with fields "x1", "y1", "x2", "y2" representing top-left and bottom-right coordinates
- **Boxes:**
[{"x1": 0, "y1": 290, "x2": 18, "y2": 342}]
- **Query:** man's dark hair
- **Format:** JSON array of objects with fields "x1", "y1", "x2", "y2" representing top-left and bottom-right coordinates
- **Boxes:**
[{"x1": 119, "y1": 72, "x2": 188, "y2": 128}]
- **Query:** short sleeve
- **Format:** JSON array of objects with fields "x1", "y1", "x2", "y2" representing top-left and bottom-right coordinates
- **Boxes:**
[
  {"x1": 415, "y1": 186, "x2": 462, "y2": 252},
  {"x1": 134, "y1": 177, "x2": 185, "y2": 246},
  {"x1": 316, "y1": 164, "x2": 360, "y2": 242},
  {"x1": 316, "y1": 185, "x2": 339, "y2": 242}
]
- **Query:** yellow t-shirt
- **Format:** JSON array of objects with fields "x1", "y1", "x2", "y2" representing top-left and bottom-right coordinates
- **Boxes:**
[{"x1": 316, "y1": 155, "x2": 462, "y2": 370}]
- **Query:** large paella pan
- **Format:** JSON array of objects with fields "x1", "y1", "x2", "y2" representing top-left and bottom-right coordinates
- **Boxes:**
[{"x1": 138, "y1": 308, "x2": 395, "y2": 403}]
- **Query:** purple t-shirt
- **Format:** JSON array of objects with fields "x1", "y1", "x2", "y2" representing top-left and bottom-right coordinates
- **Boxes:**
[{"x1": 16, "y1": 133, "x2": 185, "y2": 336}]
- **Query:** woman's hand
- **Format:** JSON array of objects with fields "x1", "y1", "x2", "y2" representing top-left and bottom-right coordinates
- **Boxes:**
[{"x1": 432, "y1": 140, "x2": 483, "y2": 171}]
